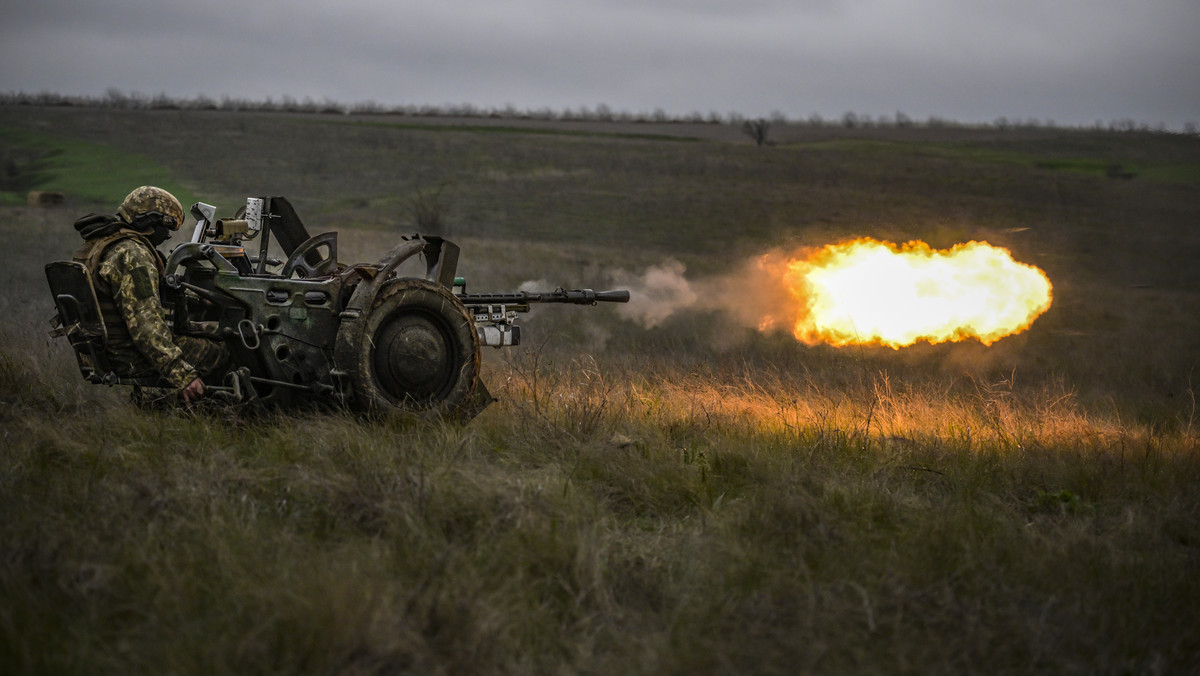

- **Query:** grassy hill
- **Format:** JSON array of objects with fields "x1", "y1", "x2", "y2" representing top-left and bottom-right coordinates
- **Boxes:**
[{"x1": 1, "y1": 105, "x2": 1198, "y2": 674}]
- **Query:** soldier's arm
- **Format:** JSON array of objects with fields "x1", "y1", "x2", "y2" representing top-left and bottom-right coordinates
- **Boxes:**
[{"x1": 99, "y1": 240, "x2": 200, "y2": 389}]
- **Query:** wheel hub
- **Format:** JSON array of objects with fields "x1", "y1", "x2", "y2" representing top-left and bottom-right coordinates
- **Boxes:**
[{"x1": 373, "y1": 312, "x2": 453, "y2": 399}]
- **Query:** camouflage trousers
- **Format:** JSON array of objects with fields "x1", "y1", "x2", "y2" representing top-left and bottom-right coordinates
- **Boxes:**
[
  {"x1": 178, "y1": 335, "x2": 233, "y2": 382},
  {"x1": 128, "y1": 336, "x2": 233, "y2": 409},
  {"x1": 115, "y1": 335, "x2": 232, "y2": 385}
]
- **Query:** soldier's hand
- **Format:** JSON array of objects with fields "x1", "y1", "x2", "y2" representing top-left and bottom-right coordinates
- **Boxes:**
[{"x1": 181, "y1": 377, "x2": 205, "y2": 405}]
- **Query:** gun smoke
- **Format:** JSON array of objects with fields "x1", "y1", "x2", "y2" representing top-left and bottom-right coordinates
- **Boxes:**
[
  {"x1": 610, "y1": 260, "x2": 696, "y2": 329},
  {"x1": 611, "y1": 257, "x2": 788, "y2": 333}
]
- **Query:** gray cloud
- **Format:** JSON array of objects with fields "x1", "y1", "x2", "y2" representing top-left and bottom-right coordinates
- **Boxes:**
[{"x1": 2, "y1": 0, "x2": 1196, "y2": 127}]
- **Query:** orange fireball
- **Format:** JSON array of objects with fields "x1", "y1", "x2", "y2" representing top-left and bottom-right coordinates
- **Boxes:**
[{"x1": 757, "y1": 238, "x2": 1052, "y2": 348}]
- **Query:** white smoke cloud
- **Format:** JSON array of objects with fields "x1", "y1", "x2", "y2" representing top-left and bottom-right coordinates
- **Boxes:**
[
  {"x1": 609, "y1": 251, "x2": 802, "y2": 334},
  {"x1": 611, "y1": 259, "x2": 699, "y2": 329},
  {"x1": 518, "y1": 278, "x2": 552, "y2": 293}
]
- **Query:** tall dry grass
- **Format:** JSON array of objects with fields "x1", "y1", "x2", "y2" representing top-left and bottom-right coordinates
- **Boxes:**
[{"x1": 5, "y1": 335, "x2": 1196, "y2": 673}]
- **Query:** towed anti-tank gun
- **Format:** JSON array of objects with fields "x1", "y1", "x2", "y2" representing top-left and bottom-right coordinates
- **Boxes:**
[{"x1": 46, "y1": 196, "x2": 628, "y2": 419}]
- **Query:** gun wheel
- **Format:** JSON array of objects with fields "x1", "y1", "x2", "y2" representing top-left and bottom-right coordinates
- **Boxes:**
[{"x1": 348, "y1": 278, "x2": 480, "y2": 418}]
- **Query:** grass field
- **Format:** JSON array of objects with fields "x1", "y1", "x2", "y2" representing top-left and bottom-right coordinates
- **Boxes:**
[{"x1": 1, "y1": 105, "x2": 1199, "y2": 674}]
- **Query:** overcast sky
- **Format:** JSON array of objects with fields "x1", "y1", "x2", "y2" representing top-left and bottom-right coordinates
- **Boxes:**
[{"x1": 2, "y1": 0, "x2": 1197, "y2": 128}]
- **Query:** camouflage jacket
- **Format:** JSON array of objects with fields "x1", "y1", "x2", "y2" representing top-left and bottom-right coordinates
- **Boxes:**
[{"x1": 73, "y1": 226, "x2": 198, "y2": 389}]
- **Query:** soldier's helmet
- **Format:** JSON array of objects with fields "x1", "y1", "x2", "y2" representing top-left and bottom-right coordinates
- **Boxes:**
[{"x1": 117, "y1": 186, "x2": 185, "y2": 231}]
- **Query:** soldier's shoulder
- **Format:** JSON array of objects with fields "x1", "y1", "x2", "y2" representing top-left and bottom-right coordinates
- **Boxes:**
[
  {"x1": 102, "y1": 235, "x2": 156, "y2": 258},
  {"x1": 98, "y1": 236, "x2": 158, "y2": 272}
]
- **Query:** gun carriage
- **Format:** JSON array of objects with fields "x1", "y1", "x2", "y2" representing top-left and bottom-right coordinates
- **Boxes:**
[{"x1": 46, "y1": 196, "x2": 628, "y2": 419}]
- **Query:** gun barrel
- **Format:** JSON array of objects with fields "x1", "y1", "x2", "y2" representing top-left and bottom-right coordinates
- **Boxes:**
[
  {"x1": 591, "y1": 289, "x2": 630, "y2": 303},
  {"x1": 459, "y1": 288, "x2": 630, "y2": 307}
]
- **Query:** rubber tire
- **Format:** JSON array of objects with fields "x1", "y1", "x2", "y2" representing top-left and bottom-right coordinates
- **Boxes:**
[{"x1": 347, "y1": 278, "x2": 480, "y2": 418}]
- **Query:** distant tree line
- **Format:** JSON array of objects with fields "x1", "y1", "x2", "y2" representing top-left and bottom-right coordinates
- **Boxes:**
[{"x1": 1, "y1": 88, "x2": 1194, "y2": 136}]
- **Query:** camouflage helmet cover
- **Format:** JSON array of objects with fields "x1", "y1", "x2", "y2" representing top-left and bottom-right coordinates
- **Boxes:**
[{"x1": 117, "y1": 186, "x2": 184, "y2": 231}]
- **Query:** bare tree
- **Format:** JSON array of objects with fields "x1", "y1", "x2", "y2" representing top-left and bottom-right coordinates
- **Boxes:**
[
  {"x1": 743, "y1": 118, "x2": 770, "y2": 146},
  {"x1": 410, "y1": 185, "x2": 450, "y2": 235}
]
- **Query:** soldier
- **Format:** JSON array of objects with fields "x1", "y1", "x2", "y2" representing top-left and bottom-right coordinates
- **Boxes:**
[{"x1": 73, "y1": 186, "x2": 230, "y2": 404}]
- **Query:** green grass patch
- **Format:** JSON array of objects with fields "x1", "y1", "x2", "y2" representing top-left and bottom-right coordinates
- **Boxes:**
[
  {"x1": 790, "y1": 137, "x2": 1200, "y2": 184},
  {"x1": 318, "y1": 117, "x2": 704, "y2": 143},
  {"x1": 1137, "y1": 162, "x2": 1200, "y2": 183},
  {"x1": 789, "y1": 138, "x2": 912, "y2": 153},
  {"x1": 0, "y1": 127, "x2": 197, "y2": 207},
  {"x1": 935, "y1": 141, "x2": 1200, "y2": 184}
]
